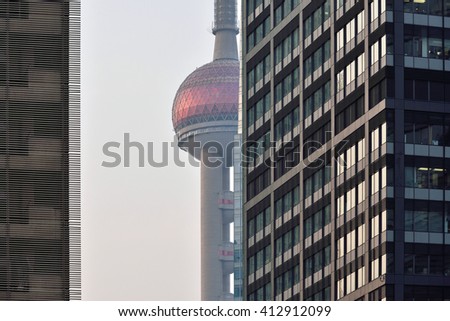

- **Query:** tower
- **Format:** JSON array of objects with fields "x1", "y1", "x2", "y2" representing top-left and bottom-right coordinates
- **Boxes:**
[
  {"x1": 172, "y1": 0, "x2": 239, "y2": 301},
  {"x1": 0, "y1": 1, "x2": 80, "y2": 300},
  {"x1": 242, "y1": 0, "x2": 450, "y2": 301}
]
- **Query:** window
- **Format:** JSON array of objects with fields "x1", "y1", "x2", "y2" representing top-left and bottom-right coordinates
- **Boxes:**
[
  {"x1": 404, "y1": 0, "x2": 446, "y2": 16},
  {"x1": 304, "y1": 40, "x2": 331, "y2": 80},
  {"x1": 247, "y1": 54, "x2": 271, "y2": 93},
  {"x1": 404, "y1": 25, "x2": 448, "y2": 60},
  {"x1": 357, "y1": 11, "x2": 365, "y2": 35},
  {"x1": 304, "y1": 1, "x2": 330, "y2": 41},
  {"x1": 337, "y1": 29, "x2": 344, "y2": 51},
  {"x1": 336, "y1": 70, "x2": 344, "y2": 92},
  {"x1": 275, "y1": 0, "x2": 301, "y2": 26},
  {"x1": 370, "y1": 0, "x2": 379, "y2": 22},
  {"x1": 247, "y1": 17, "x2": 271, "y2": 51},
  {"x1": 346, "y1": 19, "x2": 355, "y2": 42}
]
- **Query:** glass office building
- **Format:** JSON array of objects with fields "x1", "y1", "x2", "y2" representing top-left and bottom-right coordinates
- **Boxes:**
[
  {"x1": 242, "y1": 0, "x2": 450, "y2": 300},
  {"x1": 0, "y1": 1, "x2": 80, "y2": 300}
]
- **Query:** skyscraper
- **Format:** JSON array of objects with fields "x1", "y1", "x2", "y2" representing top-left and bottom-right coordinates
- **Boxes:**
[
  {"x1": 172, "y1": 0, "x2": 240, "y2": 301},
  {"x1": 242, "y1": 0, "x2": 450, "y2": 301},
  {"x1": 0, "y1": 1, "x2": 80, "y2": 300}
]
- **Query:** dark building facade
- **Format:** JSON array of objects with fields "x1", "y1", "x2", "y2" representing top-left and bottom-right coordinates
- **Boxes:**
[
  {"x1": 172, "y1": 0, "x2": 239, "y2": 301},
  {"x1": 0, "y1": 1, "x2": 80, "y2": 300},
  {"x1": 242, "y1": 0, "x2": 450, "y2": 301}
]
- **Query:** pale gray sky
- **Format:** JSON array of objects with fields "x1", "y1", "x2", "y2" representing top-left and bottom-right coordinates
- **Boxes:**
[{"x1": 81, "y1": 0, "x2": 230, "y2": 300}]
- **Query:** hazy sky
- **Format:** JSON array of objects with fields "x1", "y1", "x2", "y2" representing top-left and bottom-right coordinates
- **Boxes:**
[{"x1": 81, "y1": 0, "x2": 232, "y2": 300}]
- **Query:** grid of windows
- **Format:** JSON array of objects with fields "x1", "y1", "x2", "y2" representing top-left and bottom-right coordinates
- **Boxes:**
[{"x1": 274, "y1": 0, "x2": 301, "y2": 26}]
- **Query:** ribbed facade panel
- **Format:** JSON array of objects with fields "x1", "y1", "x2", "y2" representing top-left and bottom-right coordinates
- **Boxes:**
[{"x1": 0, "y1": 0, "x2": 80, "y2": 301}]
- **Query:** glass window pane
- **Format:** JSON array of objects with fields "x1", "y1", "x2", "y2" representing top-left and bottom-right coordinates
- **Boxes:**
[{"x1": 313, "y1": 8, "x2": 322, "y2": 31}]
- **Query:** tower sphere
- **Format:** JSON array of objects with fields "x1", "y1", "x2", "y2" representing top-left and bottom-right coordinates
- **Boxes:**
[{"x1": 172, "y1": 59, "x2": 239, "y2": 135}]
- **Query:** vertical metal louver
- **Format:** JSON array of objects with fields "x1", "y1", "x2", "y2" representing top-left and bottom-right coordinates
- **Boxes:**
[{"x1": 0, "y1": 0, "x2": 80, "y2": 301}]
